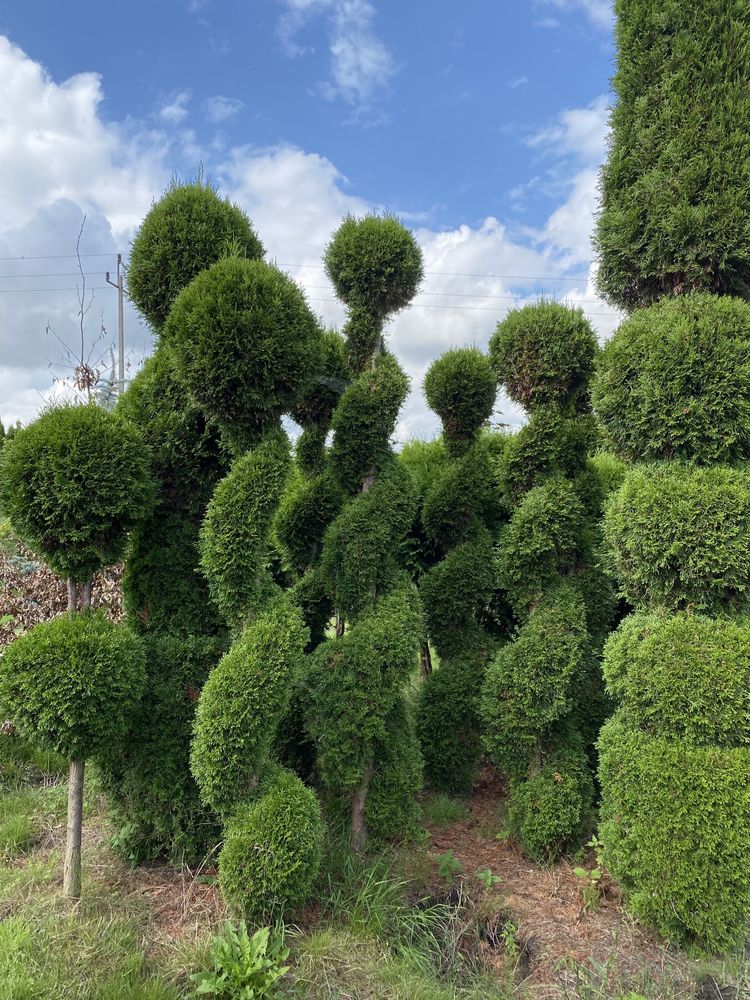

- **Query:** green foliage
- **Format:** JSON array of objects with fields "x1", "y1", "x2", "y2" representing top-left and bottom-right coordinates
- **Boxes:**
[
  {"x1": 594, "y1": 1, "x2": 750, "y2": 309},
  {"x1": 434, "y1": 850, "x2": 463, "y2": 883},
  {"x1": 190, "y1": 600, "x2": 308, "y2": 819},
  {"x1": 489, "y1": 301, "x2": 598, "y2": 411},
  {"x1": 306, "y1": 577, "x2": 422, "y2": 794},
  {"x1": 420, "y1": 532, "x2": 496, "y2": 659},
  {"x1": 507, "y1": 744, "x2": 594, "y2": 862},
  {"x1": 421, "y1": 794, "x2": 470, "y2": 827},
  {"x1": 324, "y1": 214, "x2": 423, "y2": 319},
  {"x1": 127, "y1": 178, "x2": 264, "y2": 332},
  {"x1": 575, "y1": 451, "x2": 629, "y2": 520},
  {"x1": 496, "y1": 477, "x2": 585, "y2": 616},
  {"x1": 602, "y1": 463, "x2": 750, "y2": 614},
  {"x1": 416, "y1": 649, "x2": 490, "y2": 795},
  {"x1": 163, "y1": 257, "x2": 320, "y2": 452},
  {"x1": 288, "y1": 567, "x2": 332, "y2": 652},
  {"x1": 218, "y1": 769, "x2": 323, "y2": 921},
  {"x1": 329, "y1": 353, "x2": 410, "y2": 493},
  {"x1": 592, "y1": 295, "x2": 750, "y2": 463},
  {"x1": 422, "y1": 441, "x2": 498, "y2": 551},
  {"x1": 320, "y1": 461, "x2": 415, "y2": 620},
  {"x1": 366, "y1": 699, "x2": 423, "y2": 842},
  {"x1": 98, "y1": 633, "x2": 222, "y2": 864},
  {"x1": 0, "y1": 612, "x2": 145, "y2": 761},
  {"x1": 602, "y1": 611, "x2": 750, "y2": 748},
  {"x1": 117, "y1": 346, "x2": 230, "y2": 518},
  {"x1": 481, "y1": 585, "x2": 588, "y2": 778},
  {"x1": 423, "y1": 348, "x2": 496, "y2": 453},
  {"x1": 274, "y1": 470, "x2": 343, "y2": 577},
  {"x1": 190, "y1": 923, "x2": 289, "y2": 999},
  {"x1": 0, "y1": 403, "x2": 154, "y2": 582},
  {"x1": 290, "y1": 329, "x2": 348, "y2": 432},
  {"x1": 598, "y1": 714, "x2": 750, "y2": 952},
  {"x1": 200, "y1": 429, "x2": 291, "y2": 629}
]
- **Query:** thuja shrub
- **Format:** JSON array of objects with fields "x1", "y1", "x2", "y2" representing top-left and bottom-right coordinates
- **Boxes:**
[
  {"x1": 602, "y1": 463, "x2": 750, "y2": 614},
  {"x1": 274, "y1": 470, "x2": 343, "y2": 577},
  {"x1": 127, "y1": 178, "x2": 264, "y2": 331},
  {"x1": 594, "y1": 1, "x2": 750, "y2": 309},
  {"x1": 423, "y1": 347, "x2": 496, "y2": 454},
  {"x1": 0, "y1": 403, "x2": 153, "y2": 582},
  {"x1": 592, "y1": 295, "x2": 750, "y2": 464},
  {"x1": 218, "y1": 768, "x2": 324, "y2": 921}
]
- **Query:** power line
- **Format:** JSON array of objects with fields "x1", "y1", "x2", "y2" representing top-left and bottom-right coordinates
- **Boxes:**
[
  {"x1": 0, "y1": 252, "x2": 120, "y2": 261},
  {"x1": 302, "y1": 283, "x2": 603, "y2": 305}
]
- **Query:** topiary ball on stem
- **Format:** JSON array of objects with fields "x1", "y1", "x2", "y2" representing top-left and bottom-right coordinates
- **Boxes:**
[
  {"x1": 423, "y1": 347, "x2": 496, "y2": 455},
  {"x1": 0, "y1": 403, "x2": 154, "y2": 583},
  {"x1": 592, "y1": 294, "x2": 750, "y2": 464},
  {"x1": 127, "y1": 178, "x2": 264, "y2": 332},
  {"x1": 163, "y1": 257, "x2": 321, "y2": 453},
  {"x1": 324, "y1": 214, "x2": 423, "y2": 319},
  {"x1": 490, "y1": 301, "x2": 598, "y2": 411}
]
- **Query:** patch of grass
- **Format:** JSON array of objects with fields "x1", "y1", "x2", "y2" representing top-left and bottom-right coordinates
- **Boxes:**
[{"x1": 422, "y1": 794, "x2": 470, "y2": 828}]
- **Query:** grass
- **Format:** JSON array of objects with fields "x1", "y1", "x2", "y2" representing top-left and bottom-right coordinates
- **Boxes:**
[{"x1": 422, "y1": 794, "x2": 471, "y2": 828}]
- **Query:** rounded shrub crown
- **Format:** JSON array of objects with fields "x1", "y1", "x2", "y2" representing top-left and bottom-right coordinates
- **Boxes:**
[
  {"x1": 324, "y1": 214, "x2": 423, "y2": 317},
  {"x1": 0, "y1": 612, "x2": 146, "y2": 760},
  {"x1": 424, "y1": 348, "x2": 496, "y2": 452},
  {"x1": 592, "y1": 294, "x2": 750, "y2": 464},
  {"x1": 163, "y1": 257, "x2": 321, "y2": 452},
  {"x1": 0, "y1": 403, "x2": 154, "y2": 582},
  {"x1": 490, "y1": 301, "x2": 598, "y2": 411},
  {"x1": 127, "y1": 179, "x2": 264, "y2": 331}
]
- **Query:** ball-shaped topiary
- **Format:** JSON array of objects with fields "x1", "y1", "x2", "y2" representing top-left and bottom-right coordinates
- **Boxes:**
[
  {"x1": 602, "y1": 463, "x2": 750, "y2": 614},
  {"x1": 163, "y1": 257, "x2": 320, "y2": 452},
  {"x1": 489, "y1": 301, "x2": 598, "y2": 410},
  {"x1": 218, "y1": 768, "x2": 324, "y2": 920},
  {"x1": 423, "y1": 348, "x2": 496, "y2": 454},
  {"x1": 0, "y1": 612, "x2": 145, "y2": 760},
  {"x1": 0, "y1": 403, "x2": 154, "y2": 582},
  {"x1": 324, "y1": 214, "x2": 423, "y2": 318},
  {"x1": 127, "y1": 178, "x2": 264, "y2": 332},
  {"x1": 592, "y1": 294, "x2": 750, "y2": 464}
]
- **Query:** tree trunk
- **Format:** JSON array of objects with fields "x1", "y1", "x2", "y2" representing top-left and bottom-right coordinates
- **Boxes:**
[
  {"x1": 351, "y1": 762, "x2": 373, "y2": 852},
  {"x1": 82, "y1": 579, "x2": 92, "y2": 609},
  {"x1": 63, "y1": 758, "x2": 85, "y2": 899},
  {"x1": 419, "y1": 640, "x2": 433, "y2": 678},
  {"x1": 67, "y1": 578, "x2": 77, "y2": 612},
  {"x1": 335, "y1": 612, "x2": 345, "y2": 638}
]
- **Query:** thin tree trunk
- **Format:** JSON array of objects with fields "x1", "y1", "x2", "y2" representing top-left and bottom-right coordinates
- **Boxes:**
[
  {"x1": 67, "y1": 578, "x2": 77, "y2": 612},
  {"x1": 351, "y1": 761, "x2": 373, "y2": 852},
  {"x1": 82, "y1": 579, "x2": 92, "y2": 609},
  {"x1": 419, "y1": 640, "x2": 433, "y2": 678},
  {"x1": 335, "y1": 612, "x2": 345, "y2": 638},
  {"x1": 63, "y1": 758, "x2": 84, "y2": 899}
]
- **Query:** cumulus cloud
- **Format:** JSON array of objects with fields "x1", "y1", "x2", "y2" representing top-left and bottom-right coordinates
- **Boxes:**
[
  {"x1": 203, "y1": 95, "x2": 244, "y2": 123},
  {"x1": 535, "y1": 0, "x2": 613, "y2": 30},
  {"x1": 0, "y1": 35, "x2": 620, "y2": 440},
  {"x1": 278, "y1": 0, "x2": 397, "y2": 108},
  {"x1": 158, "y1": 89, "x2": 192, "y2": 124}
]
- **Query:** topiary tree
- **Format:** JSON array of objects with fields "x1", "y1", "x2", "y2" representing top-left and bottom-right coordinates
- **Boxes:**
[
  {"x1": 594, "y1": 0, "x2": 750, "y2": 310},
  {"x1": 414, "y1": 347, "x2": 501, "y2": 794},
  {"x1": 594, "y1": 294, "x2": 750, "y2": 951},
  {"x1": 127, "y1": 177, "x2": 264, "y2": 332},
  {"x1": 480, "y1": 301, "x2": 614, "y2": 860},
  {"x1": 304, "y1": 213, "x2": 425, "y2": 850},
  {"x1": 0, "y1": 612, "x2": 145, "y2": 896}
]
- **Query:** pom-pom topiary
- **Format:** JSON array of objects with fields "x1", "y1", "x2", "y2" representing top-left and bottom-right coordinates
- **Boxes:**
[
  {"x1": 163, "y1": 257, "x2": 320, "y2": 452},
  {"x1": 489, "y1": 301, "x2": 597, "y2": 411},
  {"x1": 602, "y1": 463, "x2": 750, "y2": 614},
  {"x1": 218, "y1": 768, "x2": 324, "y2": 920},
  {"x1": 592, "y1": 295, "x2": 750, "y2": 464},
  {"x1": 127, "y1": 178, "x2": 264, "y2": 331},
  {"x1": 423, "y1": 348, "x2": 496, "y2": 455},
  {"x1": 0, "y1": 403, "x2": 154, "y2": 584}
]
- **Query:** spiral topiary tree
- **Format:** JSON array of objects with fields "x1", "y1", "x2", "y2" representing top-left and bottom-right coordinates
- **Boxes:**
[
  {"x1": 414, "y1": 347, "x2": 499, "y2": 794},
  {"x1": 594, "y1": 293, "x2": 750, "y2": 951},
  {"x1": 304, "y1": 213, "x2": 425, "y2": 850},
  {"x1": 0, "y1": 402, "x2": 153, "y2": 895},
  {"x1": 480, "y1": 301, "x2": 614, "y2": 861}
]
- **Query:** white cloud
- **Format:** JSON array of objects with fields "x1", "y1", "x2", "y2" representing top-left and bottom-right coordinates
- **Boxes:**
[
  {"x1": 278, "y1": 0, "x2": 397, "y2": 108},
  {"x1": 203, "y1": 95, "x2": 244, "y2": 123},
  {"x1": 159, "y1": 89, "x2": 191, "y2": 124},
  {"x1": 526, "y1": 94, "x2": 610, "y2": 166},
  {"x1": 508, "y1": 76, "x2": 529, "y2": 89},
  {"x1": 535, "y1": 0, "x2": 613, "y2": 30}
]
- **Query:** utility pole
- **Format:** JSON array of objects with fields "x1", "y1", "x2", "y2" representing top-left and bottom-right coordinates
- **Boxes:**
[{"x1": 106, "y1": 253, "x2": 125, "y2": 394}]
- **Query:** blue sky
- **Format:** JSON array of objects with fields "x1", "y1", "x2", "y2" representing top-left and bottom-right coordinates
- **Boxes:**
[{"x1": 0, "y1": 0, "x2": 619, "y2": 437}]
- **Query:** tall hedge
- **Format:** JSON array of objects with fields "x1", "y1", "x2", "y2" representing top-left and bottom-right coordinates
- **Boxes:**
[
  {"x1": 595, "y1": 0, "x2": 750, "y2": 310},
  {"x1": 594, "y1": 294, "x2": 750, "y2": 951},
  {"x1": 481, "y1": 301, "x2": 613, "y2": 860}
]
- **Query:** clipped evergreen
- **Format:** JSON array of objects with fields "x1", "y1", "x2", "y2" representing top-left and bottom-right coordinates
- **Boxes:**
[
  {"x1": 127, "y1": 177, "x2": 264, "y2": 331},
  {"x1": 481, "y1": 302, "x2": 611, "y2": 859},
  {"x1": 595, "y1": 1, "x2": 750, "y2": 310}
]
